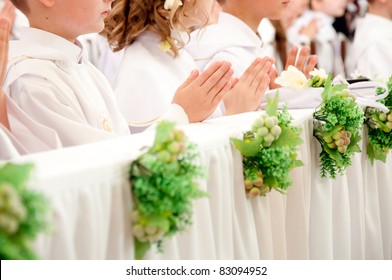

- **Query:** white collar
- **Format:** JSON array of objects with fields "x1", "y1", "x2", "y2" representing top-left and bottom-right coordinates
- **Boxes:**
[
  {"x1": 17, "y1": 27, "x2": 85, "y2": 64},
  {"x1": 219, "y1": 12, "x2": 263, "y2": 47}
]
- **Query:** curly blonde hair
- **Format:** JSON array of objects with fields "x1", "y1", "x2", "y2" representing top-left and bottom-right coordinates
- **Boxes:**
[{"x1": 103, "y1": 0, "x2": 202, "y2": 57}]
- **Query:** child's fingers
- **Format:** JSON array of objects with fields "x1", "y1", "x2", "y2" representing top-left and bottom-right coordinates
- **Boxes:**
[
  {"x1": 0, "y1": 18, "x2": 10, "y2": 83},
  {"x1": 304, "y1": 55, "x2": 318, "y2": 77},
  {"x1": 177, "y1": 70, "x2": 199, "y2": 90},
  {"x1": 255, "y1": 74, "x2": 269, "y2": 98},
  {"x1": 208, "y1": 67, "x2": 234, "y2": 98},
  {"x1": 295, "y1": 46, "x2": 310, "y2": 71},
  {"x1": 197, "y1": 61, "x2": 231, "y2": 91},
  {"x1": 285, "y1": 46, "x2": 298, "y2": 69},
  {"x1": 211, "y1": 79, "x2": 231, "y2": 106},
  {"x1": 249, "y1": 61, "x2": 271, "y2": 92},
  {"x1": 230, "y1": 77, "x2": 239, "y2": 89},
  {"x1": 241, "y1": 58, "x2": 262, "y2": 82}
]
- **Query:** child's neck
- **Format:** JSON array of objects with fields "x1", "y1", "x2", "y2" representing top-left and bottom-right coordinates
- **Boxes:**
[
  {"x1": 28, "y1": 21, "x2": 78, "y2": 44},
  {"x1": 222, "y1": 7, "x2": 261, "y2": 32},
  {"x1": 368, "y1": 5, "x2": 392, "y2": 21}
]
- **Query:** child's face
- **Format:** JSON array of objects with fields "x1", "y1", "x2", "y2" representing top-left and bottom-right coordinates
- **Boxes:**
[
  {"x1": 53, "y1": 0, "x2": 114, "y2": 41},
  {"x1": 247, "y1": 0, "x2": 292, "y2": 20},
  {"x1": 312, "y1": 0, "x2": 347, "y2": 17}
]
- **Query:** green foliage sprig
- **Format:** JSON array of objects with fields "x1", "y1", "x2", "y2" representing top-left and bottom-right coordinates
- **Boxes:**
[
  {"x1": 365, "y1": 76, "x2": 392, "y2": 164},
  {"x1": 313, "y1": 76, "x2": 364, "y2": 178},
  {"x1": 231, "y1": 93, "x2": 303, "y2": 197},
  {"x1": 0, "y1": 163, "x2": 49, "y2": 260},
  {"x1": 129, "y1": 121, "x2": 206, "y2": 259}
]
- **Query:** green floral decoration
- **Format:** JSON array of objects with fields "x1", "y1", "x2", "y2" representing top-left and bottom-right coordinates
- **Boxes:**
[
  {"x1": 313, "y1": 75, "x2": 364, "y2": 178},
  {"x1": 0, "y1": 163, "x2": 49, "y2": 260},
  {"x1": 129, "y1": 121, "x2": 206, "y2": 260},
  {"x1": 231, "y1": 93, "x2": 304, "y2": 197},
  {"x1": 365, "y1": 76, "x2": 392, "y2": 164}
]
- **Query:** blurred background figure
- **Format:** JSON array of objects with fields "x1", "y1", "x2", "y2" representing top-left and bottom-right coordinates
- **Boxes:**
[
  {"x1": 287, "y1": 0, "x2": 347, "y2": 76},
  {"x1": 259, "y1": 0, "x2": 317, "y2": 73},
  {"x1": 349, "y1": 0, "x2": 392, "y2": 80}
]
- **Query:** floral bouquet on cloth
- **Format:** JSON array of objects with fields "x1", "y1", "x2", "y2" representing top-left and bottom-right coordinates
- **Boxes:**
[
  {"x1": 274, "y1": 66, "x2": 366, "y2": 178},
  {"x1": 312, "y1": 77, "x2": 364, "y2": 178},
  {"x1": 231, "y1": 93, "x2": 303, "y2": 197},
  {"x1": 129, "y1": 121, "x2": 206, "y2": 259},
  {"x1": 365, "y1": 76, "x2": 392, "y2": 164},
  {"x1": 0, "y1": 163, "x2": 49, "y2": 260}
]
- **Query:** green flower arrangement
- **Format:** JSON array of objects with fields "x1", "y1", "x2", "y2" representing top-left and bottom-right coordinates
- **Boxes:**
[
  {"x1": 365, "y1": 76, "x2": 392, "y2": 164},
  {"x1": 231, "y1": 93, "x2": 303, "y2": 197},
  {"x1": 313, "y1": 76, "x2": 364, "y2": 178},
  {"x1": 129, "y1": 121, "x2": 206, "y2": 260},
  {"x1": 0, "y1": 163, "x2": 49, "y2": 260}
]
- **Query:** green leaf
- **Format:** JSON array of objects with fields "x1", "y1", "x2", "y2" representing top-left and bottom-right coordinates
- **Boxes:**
[
  {"x1": 153, "y1": 121, "x2": 176, "y2": 147},
  {"x1": 231, "y1": 136, "x2": 262, "y2": 157},
  {"x1": 264, "y1": 176, "x2": 279, "y2": 189},
  {"x1": 348, "y1": 132, "x2": 362, "y2": 150},
  {"x1": 323, "y1": 145, "x2": 344, "y2": 165},
  {"x1": 366, "y1": 143, "x2": 376, "y2": 165},
  {"x1": 265, "y1": 91, "x2": 279, "y2": 117},
  {"x1": 349, "y1": 144, "x2": 362, "y2": 154},
  {"x1": 144, "y1": 215, "x2": 170, "y2": 233},
  {"x1": 293, "y1": 159, "x2": 304, "y2": 167},
  {"x1": 366, "y1": 143, "x2": 387, "y2": 165},
  {"x1": 321, "y1": 75, "x2": 333, "y2": 100},
  {"x1": 134, "y1": 239, "x2": 151, "y2": 260},
  {"x1": 322, "y1": 125, "x2": 343, "y2": 138},
  {"x1": 271, "y1": 126, "x2": 303, "y2": 148},
  {"x1": 0, "y1": 163, "x2": 34, "y2": 190},
  {"x1": 0, "y1": 163, "x2": 49, "y2": 260}
]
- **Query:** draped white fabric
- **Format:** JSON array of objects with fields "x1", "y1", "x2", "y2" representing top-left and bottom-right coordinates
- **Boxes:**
[{"x1": 7, "y1": 110, "x2": 391, "y2": 260}]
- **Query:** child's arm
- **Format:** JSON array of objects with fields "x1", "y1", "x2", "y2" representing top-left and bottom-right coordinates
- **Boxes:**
[{"x1": 0, "y1": 17, "x2": 10, "y2": 130}]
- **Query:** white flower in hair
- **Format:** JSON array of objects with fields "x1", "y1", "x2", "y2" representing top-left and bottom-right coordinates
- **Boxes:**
[{"x1": 164, "y1": 0, "x2": 182, "y2": 10}]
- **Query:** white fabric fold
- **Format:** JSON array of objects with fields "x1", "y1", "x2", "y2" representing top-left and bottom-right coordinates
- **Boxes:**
[{"x1": 260, "y1": 81, "x2": 389, "y2": 112}]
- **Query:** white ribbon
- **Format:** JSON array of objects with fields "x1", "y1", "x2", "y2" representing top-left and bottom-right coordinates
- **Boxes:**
[
  {"x1": 260, "y1": 81, "x2": 390, "y2": 113},
  {"x1": 348, "y1": 81, "x2": 389, "y2": 113}
]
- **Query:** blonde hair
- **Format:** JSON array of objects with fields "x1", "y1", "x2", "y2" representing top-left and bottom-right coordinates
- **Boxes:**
[{"x1": 103, "y1": 0, "x2": 198, "y2": 57}]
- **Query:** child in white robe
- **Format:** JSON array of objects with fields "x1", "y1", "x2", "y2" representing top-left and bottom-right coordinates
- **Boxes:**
[
  {"x1": 185, "y1": 0, "x2": 318, "y2": 90},
  {"x1": 103, "y1": 0, "x2": 271, "y2": 133},
  {"x1": 350, "y1": 0, "x2": 392, "y2": 80},
  {"x1": 4, "y1": 0, "x2": 213, "y2": 149},
  {"x1": 4, "y1": 0, "x2": 131, "y2": 149},
  {"x1": 287, "y1": 0, "x2": 347, "y2": 76}
]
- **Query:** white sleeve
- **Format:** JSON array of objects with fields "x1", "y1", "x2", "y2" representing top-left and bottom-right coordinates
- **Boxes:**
[
  {"x1": 115, "y1": 64, "x2": 189, "y2": 132},
  {"x1": 203, "y1": 49, "x2": 249, "y2": 78},
  {"x1": 8, "y1": 75, "x2": 119, "y2": 148},
  {"x1": 0, "y1": 125, "x2": 20, "y2": 160},
  {"x1": 356, "y1": 41, "x2": 392, "y2": 81}
]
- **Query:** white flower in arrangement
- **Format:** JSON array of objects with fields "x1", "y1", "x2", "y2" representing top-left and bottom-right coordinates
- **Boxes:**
[
  {"x1": 350, "y1": 70, "x2": 364, "y2": 79},
  {"x1": 310, "y1": 68, "x2": 328, "y2": 80},
  {"x1": 164, "y1": 0, "x2": 182, "y2": 10},
  {"x1": 274, "y1": 65, "x2": 308, "y2": 90}
]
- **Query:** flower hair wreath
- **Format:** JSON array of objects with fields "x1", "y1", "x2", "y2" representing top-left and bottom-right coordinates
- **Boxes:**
[{"x1": 164, "y1": 0, "x2": 183, "y2": 10}]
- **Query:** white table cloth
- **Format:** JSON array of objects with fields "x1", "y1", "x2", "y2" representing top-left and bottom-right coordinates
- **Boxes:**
[{"x1": 4, "y1": 110, "x2": 391, "y2": 260}]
